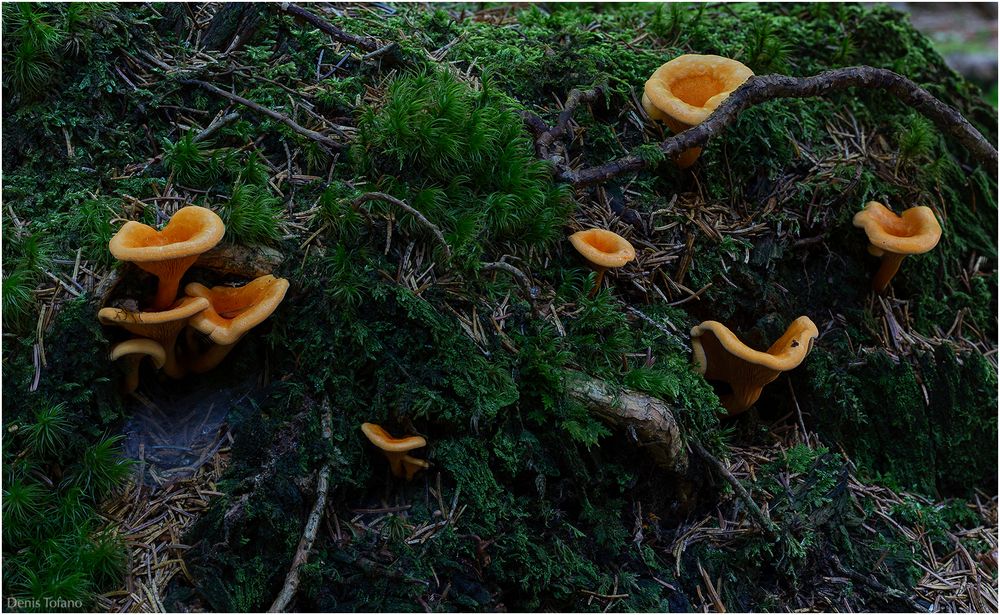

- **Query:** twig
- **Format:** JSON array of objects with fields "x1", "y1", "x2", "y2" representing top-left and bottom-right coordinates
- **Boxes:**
[
  {"x1": 268, "y1": 401, "x2": 334, "y2": 613},
  {"x1": 193, "y1": 112, "x2": 239, "y2": 143},
  {"x1": 546, "y1": 67, "x2": 997, "y2": 186},
  {"x1": 180, "y1": 79, "x2": 347, "y2": 150},
  {"x1": 690, "y1": 440, "x2": 779, "y2": 539},
  {"x1": 535, "y1": 86, "x2": 605, "y2": 159},
  {"x1": 481, "y1": 261, "x2": 534, "y2": 293},
  {"x1": 274, "y1": 3, "x2": 379, "y2": 52},
  {"x1": 351, "y1": 192, "x2": 452, "y2": 260}
]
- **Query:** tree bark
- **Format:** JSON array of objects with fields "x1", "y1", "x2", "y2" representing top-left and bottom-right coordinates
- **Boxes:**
[{"x1": 565, "y1": 371, "x2": 688, "y2": 475}]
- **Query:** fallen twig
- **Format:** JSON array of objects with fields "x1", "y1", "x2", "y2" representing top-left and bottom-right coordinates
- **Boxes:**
[
  {"x1": 274, "y1": 3, "x2": 379, "y2": 52},
  {"x1": 691, "y1": 439, "x2": 779, "y2": 540},
  {"x1": 268, "y1": 401, "x2": 334, "y2": 613},
  {"x1": 540, "y1": 66, "x2": 997, "y2": 186},
  {"x1": 352, "y1": 192, "x2": 452, "y2": 261},
  {"x1": 180, "y1": 78, "x2": 347, "y2": 150}
]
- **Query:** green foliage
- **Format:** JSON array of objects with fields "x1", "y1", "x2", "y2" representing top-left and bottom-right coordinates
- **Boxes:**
[
  {"x1": 2, "y1": 268, "x2": 36, "y2": 332},
  {"x1": 220, "y1": 183, "x2": 283, "y2": 245},
  {"x1": 2, "y1": 304, "x2": 130, "y2": 611},
  {"x1": 897, "y1": 114, "x2": 935, "y2": 165},
  {"x1": 161, "y1": 133, "x2": 231, "y2": 188},
  {"x1": 2, "y1": 3, "x2": 120, "y2": 97},
  {"x1": 354, "y1": 69, "x2": 572, "y2": 264}
]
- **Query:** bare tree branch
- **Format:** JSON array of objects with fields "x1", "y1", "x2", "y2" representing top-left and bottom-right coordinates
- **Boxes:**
[
  {"x1": 352, "y1": 192, "x2": 452, "y2": 261},
  {"x1": 269, "y1": 401, "x2": 334, "y2": 613},
  {"x1": 274, "y1": 3, "x2": 379, "y2": 52},
  {"x1": 533, "y1": 67, "x2": 997, "y2": 186},
  {"x1": 180, "y1": 78, "x2": 348, "y2": 150}
]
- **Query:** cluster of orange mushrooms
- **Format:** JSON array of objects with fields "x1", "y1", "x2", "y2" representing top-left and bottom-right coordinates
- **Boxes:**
[
  {"x1": 99, "y1": 205, "x2": 289, "y2": 393},
  {"x1": 99, "y1": 55, "x2": 945, "y2": 482},
  {"x1": 567, "y1": 54, "x2": 943, "y2": 417}
]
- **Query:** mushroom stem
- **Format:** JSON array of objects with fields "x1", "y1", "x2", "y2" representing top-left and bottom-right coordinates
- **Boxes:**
[
  {"x1": 152, "y1": 277, "x2": 182, "y2": 311},
  {"x1": 149, "y1": 255, "x2": 198, "y2": 311},
  {"x1": 721, "y1": 387, "x2": 764, "y2": 416},
  {"x1": 872, "y1": 252, "x2": 907, "y2": 294},
  {"x1": 188, "y1": 340, "x2": 238, "y2": 373},
  {"x1": 589, "y1": 267, "x2": 606, "y2": 298},
  {"x1": 161, "y1": 332, "x2": 186, "y2": 379},
  {"x1": 122, "y1": 356, "x2": 142, "y2": 393}
]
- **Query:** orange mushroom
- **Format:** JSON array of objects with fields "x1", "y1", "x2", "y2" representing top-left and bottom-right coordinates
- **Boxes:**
[
  {"x1": 690, "y1": 316, "x2": 819, "y2": 416},
  {"x1": 184, "y1": 275, "x2": 289, "y2": 373},
  {"x1": 109, "y1": 338, "x2": 166, "y2": 393},
  {"x1": 568, "y1": 229, "x2": 636, "y2": 297},
  {"x1": 109, "y1": 206, "x2": 225, "y2": 310},
  {"x1": 643, "y1": 54, "x2": 754, "y2": 168},
  {"x1": 852, "y1": 201, "x2": 942, "y2": 294},
  {"x1": 98, "y1": 296, "x2": 209, "y2": 379},
  {"x1": 360, "y1": 423, "x2": 430, "y2": 480}
]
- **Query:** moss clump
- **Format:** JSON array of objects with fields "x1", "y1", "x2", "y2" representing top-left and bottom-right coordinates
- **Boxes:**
[
  {"x1": 353, "y1": 69, "x2": 572, "y2": 264},
  {"x1": 2, "y1": 298, "x2": 131, "y2": 610},
  {"x1": 806, "y1": 345, "x2": 997, "y2": 496}
]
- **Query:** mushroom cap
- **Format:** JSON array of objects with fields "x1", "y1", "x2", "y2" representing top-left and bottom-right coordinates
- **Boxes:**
[
  {"x1": 109, "y1": 205, "x2": 225, "y2": 263},
  {"x1": 360, "y1": 423, "x2": 427, "y2": 453},
  {"x1": 852, "y1": 201, "x2": 942, "y2": 256},
  {"x1": 109, "y1": 338, "x2": 167, "y2": 369},
  {"x1": 644, "y1": 55, "x2": 754, "y2": 127},
  {"x1": 185, "y1": 275, "x2": 290, "y2": 345},
  {"x1": 98, "y1": 296, "x2": 210, "y2": 336},
  {"x1": 691, "y1": 316, "x2": 819, "y2": 375},
  {"x1": 569, "y1": 229, "x2": 636, "y2": 269}
]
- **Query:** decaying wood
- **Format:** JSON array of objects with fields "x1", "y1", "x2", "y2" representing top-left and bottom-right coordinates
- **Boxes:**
[
  {"x1": 565, "y1": 371, "x2": 688, "y2": 474},
  {"x1": 538, "y1": 66, "x2": 998, "y2": 186},
  {"x1": 196, "y1": 243, "x2": 285, "y2": 278},
  {"x1": 269, "y1": 401, "x2": 334, "y2": 613}
]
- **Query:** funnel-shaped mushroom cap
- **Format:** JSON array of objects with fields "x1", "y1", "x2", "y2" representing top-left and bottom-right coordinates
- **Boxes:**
[
  {"x1": 569, "y1": 229, "x2": 636, "y2": 269},
  {"x1": 852, "y1": 202, "x2": 942, "y2": 255},
  {"x1": 186, "y1": 275, "x2": 290, "y2": 346},
  {"x1": 109, "y1": 206, "x2": 225, "y2": 310},
  {"x1": 691, "y1": 316, "x2": 819, "y2": 416},
  {"x1": 361, "y1": 423, "x2": 429, "y2": 480},
  {"x1": 644, "y1": 55, "x2": 754, "y2": 128},
  {"x1": 361, "y1": 423, "x2": 427, "y2": 452},
  {"x1": 110, "y1": 338, "x2": 167, "y2": 367},
  {"x1": 98, "y1": 296, "x2": 209, "y2": 378},
  {"x1": 110, "y1": 338, "x2": 167, "y2": 393}
]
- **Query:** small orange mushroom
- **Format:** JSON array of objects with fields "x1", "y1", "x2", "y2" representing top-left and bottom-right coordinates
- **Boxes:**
[
  {"x1": 184, "y1": 275, "x2": 290, "y2": 373},
  {"x1": 568, "y1": 229, "x2": 636, "y2": 297},
  {"x1": 360, "y1": 423, "x2": 429, "y2": 481},
  {"x1": 98, "y1": 296, "x2": 209, "y2": 379},
  {"x1": 109, "y1": 338, "x2": 166, "y2": 393},
  {"x1": 852, "y1": 201, "x2": 942, "y2": 294},
  {"x1": 691, "y1": 316, "x2": 819, "y2": 416},
  {"x1": 643, "y1": 54, "x2": 754, "y2": 168},
  {"x1": 109, "y1": 206, "x2": 225, "y2": 310}
]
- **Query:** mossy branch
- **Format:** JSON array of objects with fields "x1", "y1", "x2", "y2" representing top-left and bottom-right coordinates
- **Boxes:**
[{"x1": 537, "y1": 66, "x2": 998, "y2": 186}]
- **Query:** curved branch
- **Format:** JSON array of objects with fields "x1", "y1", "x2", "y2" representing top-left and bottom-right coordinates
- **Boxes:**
[
  {"x1": 352, "y1": 192, "x2": 452, "y2": 261},
  {"x1": 554, "y1": 66, "x2": 997, "y2": 186},
  {"x1": 181, "y1": 78, "x2": 348, "y2": 150},
  {"x1": 268, "y1": 402, "x2": 333, "y2": 613}
]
